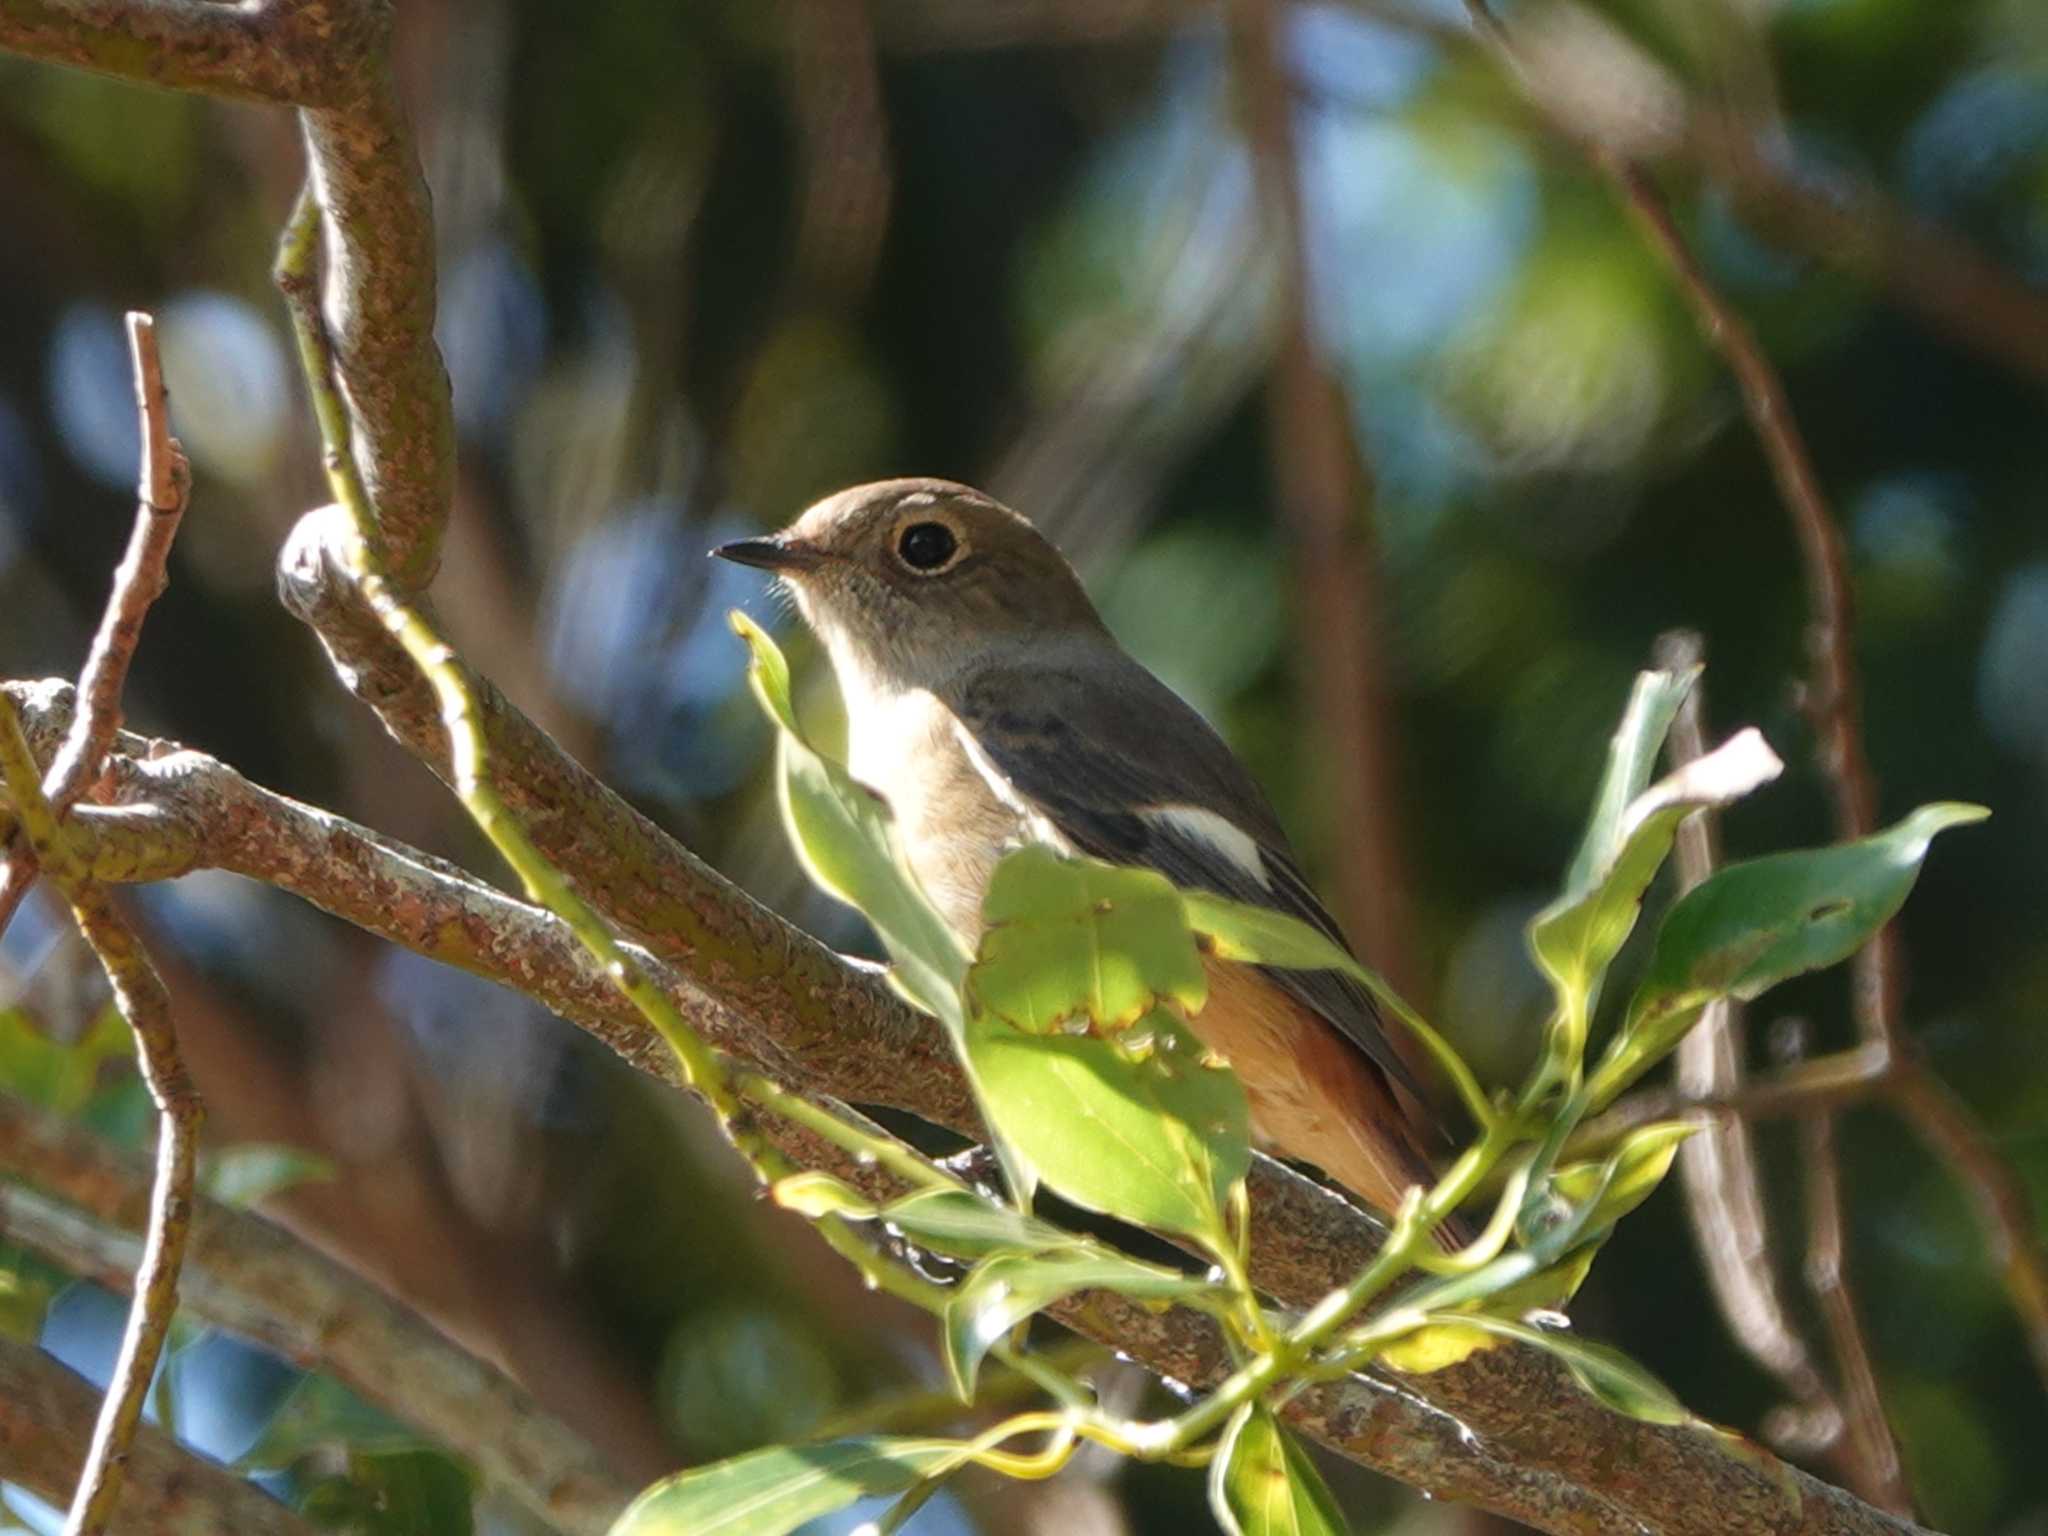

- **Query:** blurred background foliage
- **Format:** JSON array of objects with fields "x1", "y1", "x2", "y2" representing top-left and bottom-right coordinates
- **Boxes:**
[{"x1": 1, "y1": 0, "x2": 2045, "y2": 1533}]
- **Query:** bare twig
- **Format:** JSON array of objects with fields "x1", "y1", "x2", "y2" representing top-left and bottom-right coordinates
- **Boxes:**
[
  {"x1": 1656, "y1": 632, "x2": 1846, "y2": 1463},
  {"x1": 1230, "y1": 0, "x2": 1422, "y2": 1004},
  {"x1": 0, "y1": 310, "x2": 205, "y2": 1536},
  {"x1": 0, "y1": 314, "x2": 189, "y2": 940},
  {"x1": 0, "y1": 1333, "x2": 317, "y2": 1536},
  {"x1": 1775, "y1": 1020, "x2": 1908, "y2": 1514},
  {"x1": 0, "y1": 1092, "x2": 635, "y2": 1536}
]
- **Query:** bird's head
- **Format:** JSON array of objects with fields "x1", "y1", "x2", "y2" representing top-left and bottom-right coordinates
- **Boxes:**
[{"x1": 714, "y1": 478, "x2": 1106, "y2": 693}]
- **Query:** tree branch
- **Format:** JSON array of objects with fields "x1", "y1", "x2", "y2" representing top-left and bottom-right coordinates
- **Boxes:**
[
  {"x1": 0, "y1": 1092, "x2": 634, "y2": 1536},
  {"x1": 1657, "y1": 632, "x2": 1851, "y2": 1470},
  {"x1": 0, "y1": 676, "x2": 1937, "y2": 1536},
  {"x1": 0, "y1": 1334, "x2": 317, "y2": 1536}
]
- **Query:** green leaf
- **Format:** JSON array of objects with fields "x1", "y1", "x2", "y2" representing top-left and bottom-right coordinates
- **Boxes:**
[
  {"x1": 1562, "y1": 668, "x2": 1697, "y2": 900},
  {"x1": 199, "y1": 1144, "x2": 335, "y2": 1209},
  {"x1": 732, "y1": 612, "x2": 969, "y2": 1024},
  {"x1": 1541, "y1": 1121, "x2": 1695, "y2": 1237},
  {"x1": 1209, "y1": 1405, "x2": 1350, "y2": 1536},
  {"x1": 770, "y1": 1179, "x2": 1080, "y2": 1262},
  {"x1": 0, "y1": 1004, "x2": 132, "y2": 1114},
  {"x1": 299, "y1": 1448, "x2": 475, "y2": 1536},
  {"x1": 871, "y1": 1188, "x2": 1080, "y2": 1260},
  {"x1": 1593, "y1": 803, "x2": 1988, "y2": 1103},
  {"x1": 1529, "y1": 727, "x2": 1782, "y2": 1006},
  {"x1": 963, "y1": 1009, "x2": 1248, "y2": 1247},
  {"x1": 241, "y1": 1375, "x2": 429, "y2": 1470},
  {"x1": 608, "y1": 1437, "x2": 964, "y2": 1536},
  {"x1": 941, "y1": 1248, "x2": 1215, "y2": 1398},
  {"x1": 1453, "y1": 1318, "x2": 1692, "y2": 1426},
  {"x1": 969, "y1": 847, "x2": 1207, "y2": 1033},
  {"x1": 1179, "y1": 891, "x2": 1354, "y2": 973}
]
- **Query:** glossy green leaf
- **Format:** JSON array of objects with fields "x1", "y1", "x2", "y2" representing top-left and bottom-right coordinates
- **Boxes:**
[
  {"x1": 200, "y1": 1144, "x2": 335, "y2": 1209},
  {"x1": 608, "y1": 1436, "x2": 962, "y2": 1536},
  {"x1": 963, "y1": 1008, "x2": 1248, "y2": 1246},
  {"x1": 970, "y1": 846, "x2": 1206, "y2": 1033},
  {"x1": 1592, "y1": 803, "x2": 1988, "y2": 1104},
  {"x1": 941, "y1": 1247, "x2": 1214, "y2": 1398},
  {"x1": 732, "y1": 613, "x2": 969, "y2": 1023},
  {"x1": 1529, "y1": 727, "x2": 1782, "y2": 1005},
  {"x1": 1209, "y1": 1405, "x2": 1350, "y2": 1536},
  {"x1": 1453, "y1": 1318, "x2": 1692, "y2": 1426}
]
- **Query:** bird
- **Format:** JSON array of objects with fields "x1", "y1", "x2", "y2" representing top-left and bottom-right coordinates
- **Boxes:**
[{"x1": 714, "y1": 477, "x2": 1441, "y2": 1217}]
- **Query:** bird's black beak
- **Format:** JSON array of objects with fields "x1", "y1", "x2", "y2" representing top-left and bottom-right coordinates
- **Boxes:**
[{"x1": 711, "y1": 537, "x2": 825, "y2": 573}]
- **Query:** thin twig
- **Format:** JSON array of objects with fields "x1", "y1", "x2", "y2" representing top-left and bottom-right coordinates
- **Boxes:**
[
  {"x1": 1656, "y1": 631, "x2": 1846, "y2": 1463},
  {"x1": 1778, "y1": 1020, "x2": 1909, "y2": 1513},
  {"x1": 0, "y1": 314, "x2": 189, "y2": 943},
  {"x1": 0, "y1": 311, "x2": 203, "y2": 1536},
  {"x1": 1230, "y1": 0, "x2": 1423, "y2": 1005}
]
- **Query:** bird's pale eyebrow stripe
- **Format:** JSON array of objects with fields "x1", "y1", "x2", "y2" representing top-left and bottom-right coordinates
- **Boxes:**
[{"x1": 1140, "y1": 804, "x2": 1270, "y2": 888}]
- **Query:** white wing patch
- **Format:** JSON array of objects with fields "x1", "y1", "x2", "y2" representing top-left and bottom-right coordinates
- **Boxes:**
[
  {"x1": 1140, "y1": 804, "x2": 1271, "y2": 889},
  {"x1": 953, "y1": 723, "x2": 1075, "y2": 854}
]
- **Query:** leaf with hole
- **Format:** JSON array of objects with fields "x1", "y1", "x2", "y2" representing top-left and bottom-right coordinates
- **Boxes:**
[{"x1": 1592, "y1": 803, "x2": 1988, "y2": 1105}]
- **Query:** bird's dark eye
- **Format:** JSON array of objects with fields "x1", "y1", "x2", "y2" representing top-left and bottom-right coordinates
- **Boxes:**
[{"x1": 896, "y1": 521, "x2": 958, "y2": 571}]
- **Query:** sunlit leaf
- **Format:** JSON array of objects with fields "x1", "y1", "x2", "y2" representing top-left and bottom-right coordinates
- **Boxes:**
[
  {"x1": 1209, "y1": 1405, "x2": 1350, "y2": 1536},
  {"x1": 608, "y1": 1436, "x2": 962, "y2": 1536},
  {"x1": 873, "y1": 1188, "x2": 1080, "y2": 1260},
  {"x1": 732, "y1": 613, "x2": 969, "y2": 1023},
  {"x1": 1592, "y1": 803, "x2": 1988, "y2": 1104},
  {"x1": 969, "y1": 847, "x2": 1206, "y2": 1033},
  {"x1": 1530, "y1": 726, "x2": 1782, "y2": 1005},
  {"x1": 963, "y1": 1009, "x2": 1248, "y2": 1247},
  {"x1": 941, "y1": 1247, "x2": 1214, "y2": 1399},
  {"x1": 200, "y1": 1144, "x2": 335, "y2": 1209},
  {"x1": 1561, "y1": 668, "x2": 1697, "y2": 900},
  {"x1": 770, "y1": 1179, "x2": 1079, "y2": 1262}
]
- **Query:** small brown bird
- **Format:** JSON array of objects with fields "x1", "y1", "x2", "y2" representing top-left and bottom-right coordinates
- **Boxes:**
[{"x1": 716, "y1": 478, "x2": 1440, "y2": 1216}]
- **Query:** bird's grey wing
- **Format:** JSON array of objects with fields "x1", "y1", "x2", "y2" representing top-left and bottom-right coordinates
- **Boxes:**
[{"x1": 945, "y1": 661, "x2": 1424, "y2": 1101}]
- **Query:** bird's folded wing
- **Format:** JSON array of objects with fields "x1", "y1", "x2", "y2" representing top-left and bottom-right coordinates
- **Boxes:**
[{"x1": 944, "y1": 659, "x2": 1425, "y2": 1103}]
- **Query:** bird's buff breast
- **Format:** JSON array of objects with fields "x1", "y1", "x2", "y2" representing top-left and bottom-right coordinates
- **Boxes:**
[{"x1": 845, "y1": 685, "x2": 1028, "y2": 941}]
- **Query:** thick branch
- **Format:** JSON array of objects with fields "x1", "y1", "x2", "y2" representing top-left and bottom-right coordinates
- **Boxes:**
[
  {"x1": 0, "y1": 0, "x2": 383, "y2": 106},
  {"x1": 0, "y1": 1334, "x2": 317, "y2": 1536}
]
